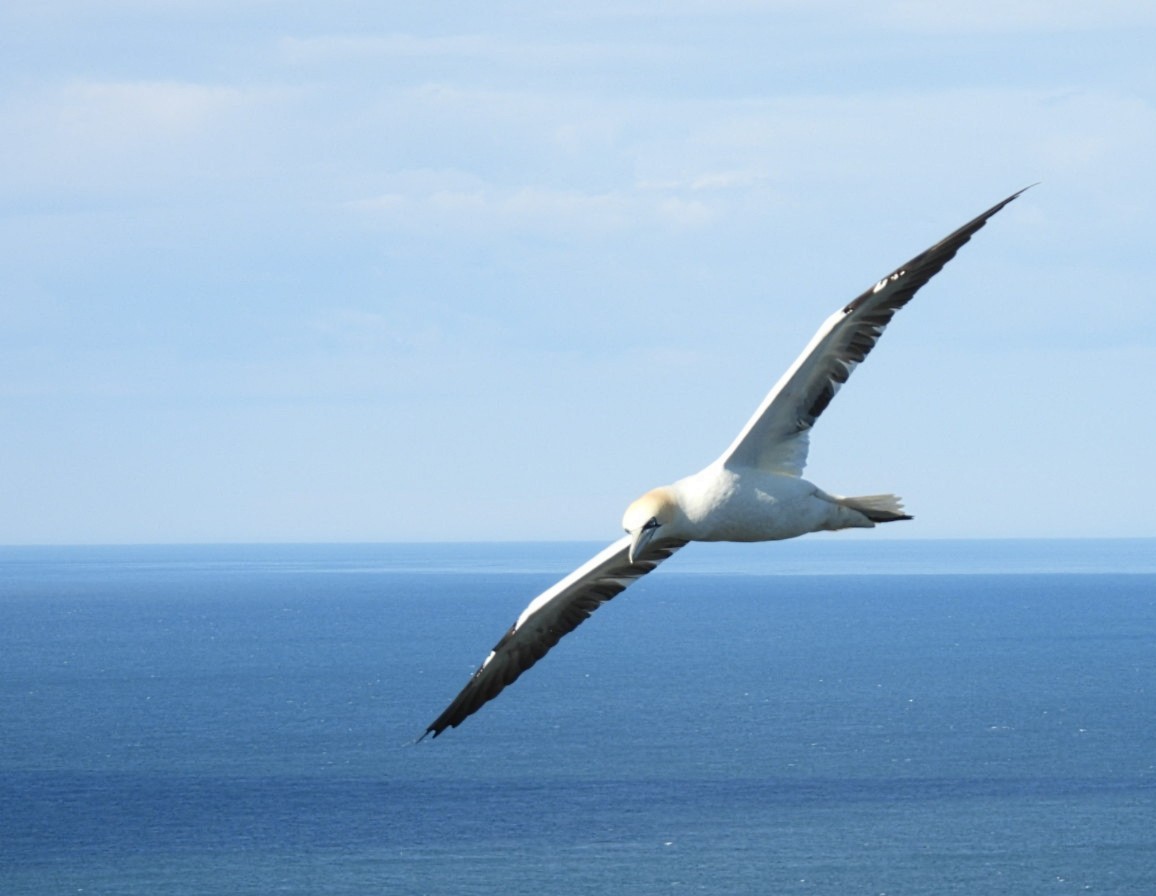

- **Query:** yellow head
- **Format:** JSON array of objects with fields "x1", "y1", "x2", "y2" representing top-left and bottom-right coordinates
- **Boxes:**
[{"x1": 621, "y1": 487, "x2": 679, "y2": 563}]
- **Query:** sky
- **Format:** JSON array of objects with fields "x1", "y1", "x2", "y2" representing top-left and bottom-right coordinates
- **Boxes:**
[{"x1": 2, "y1": 1, "x2": 1154, "y2": 544}]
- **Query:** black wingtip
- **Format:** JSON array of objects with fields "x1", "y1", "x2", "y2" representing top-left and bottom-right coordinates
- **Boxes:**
[
  {"x1": 991, "y1": 183, "x2": 1037, "y2": 214},
  {"x1": 975, "y1": 183, "x2": 1036, "y2": 221}
]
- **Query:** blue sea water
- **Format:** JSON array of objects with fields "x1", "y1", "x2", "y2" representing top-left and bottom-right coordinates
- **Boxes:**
[{"x1": 2, "y1": 539, "x2": 1154, "y2": 895}]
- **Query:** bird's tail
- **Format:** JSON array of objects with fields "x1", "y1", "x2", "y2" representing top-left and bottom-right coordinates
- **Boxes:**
[{"x1": 837, "y1": 493, "x2": 912, "y2": 524}]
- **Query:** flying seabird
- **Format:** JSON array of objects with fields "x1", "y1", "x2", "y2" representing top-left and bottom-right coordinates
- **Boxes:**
[{"x1": 423, "y1": 188, "x2": 1028, "y2": 738}]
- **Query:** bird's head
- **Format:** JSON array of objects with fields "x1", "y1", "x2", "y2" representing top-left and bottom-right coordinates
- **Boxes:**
[{"x1": 622, "y1": 487, "x2": 679, "y2": 564}]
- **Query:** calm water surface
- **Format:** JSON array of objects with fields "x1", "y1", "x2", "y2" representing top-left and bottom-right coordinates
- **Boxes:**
[{"x1": 2, "y1": 540, "x2": 1154, "y2": 894}]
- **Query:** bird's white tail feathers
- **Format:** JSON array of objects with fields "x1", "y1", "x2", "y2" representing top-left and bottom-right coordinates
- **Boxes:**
[{"x1": 838, "y1": 494, "x2": 912, "y2": 524}]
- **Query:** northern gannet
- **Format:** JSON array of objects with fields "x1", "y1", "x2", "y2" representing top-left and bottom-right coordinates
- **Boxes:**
[{"x1": 423, "y1": 188, "x2": 1027, "y2": 738}]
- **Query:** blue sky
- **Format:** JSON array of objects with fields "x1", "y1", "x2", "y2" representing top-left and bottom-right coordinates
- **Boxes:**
[{"x1": 2, "y1": 1, "x2": 1154, "y2": 543}]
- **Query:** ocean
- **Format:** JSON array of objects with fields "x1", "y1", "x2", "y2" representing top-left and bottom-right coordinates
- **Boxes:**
[{"x1": 2, "y1": 539, "x2": 1154, "y2": 894}]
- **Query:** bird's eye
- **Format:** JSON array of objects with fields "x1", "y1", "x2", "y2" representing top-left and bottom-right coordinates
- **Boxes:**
[{"x1": 643, "y1": 517, "x2": 660, "y2": 531}]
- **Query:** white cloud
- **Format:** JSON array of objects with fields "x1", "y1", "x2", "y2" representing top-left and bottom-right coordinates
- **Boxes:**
[
  {"x1": 688, "y1": 169, "x2": 770, "y2": 191},
  {"x1": 279, "y1": 31, "x2": 674, "y2": 67},
  {"x1": 0, "y1": 80, "x2": 295, "y2": 196},
  {"x1": 554, "y1": 0, "x2": 1156, "y2": 30},
  {"x1": 632, "y1": 87, "x2": 1155, "y2": 204},
  {"x1": 657, "y1": 197, "x2": 715, "y2": 228},
  {"x1": 347, "y1": 174, "x2": 715, "y2": 234},
  {"x1": 332, "y1": 82, "x2": 1156, "y2": 255},
  {"x1": 54, "y1": 81, "x2": 249, "y2": 141},
  {"x1": 881, "y1": 0, "x2": 1156, "y2": 32}
]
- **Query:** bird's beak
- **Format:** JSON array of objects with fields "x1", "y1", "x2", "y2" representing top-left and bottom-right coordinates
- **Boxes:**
[{"x1": 628, "y1": 525, "x2": 656, "y2": 564}]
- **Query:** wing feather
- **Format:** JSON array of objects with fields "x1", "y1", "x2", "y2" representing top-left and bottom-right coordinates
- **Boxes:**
[
  {"x1": 423, "y1": 536, "x2": 687, "y2": 738},
  {"x1": 720, "y1": 188, "x2": 1029, "y2": 475}
]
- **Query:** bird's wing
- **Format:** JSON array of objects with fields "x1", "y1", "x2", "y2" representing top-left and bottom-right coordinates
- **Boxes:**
[
  {"x1": 423, "y1": 535, "x2": 687, "y2": 738},
  {"x1": 719, "y1": 188, "x2": 1029, "y2": 476}
]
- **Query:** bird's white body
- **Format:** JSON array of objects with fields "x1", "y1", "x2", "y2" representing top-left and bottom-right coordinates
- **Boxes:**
[
  {"x1": 423, "y1": 188, "x2": 1029, "y2": 738},
  {"x1": 646, "y1": 464, "x2": 875, "y2": 544}
]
